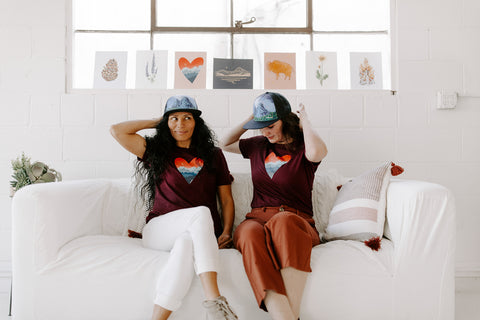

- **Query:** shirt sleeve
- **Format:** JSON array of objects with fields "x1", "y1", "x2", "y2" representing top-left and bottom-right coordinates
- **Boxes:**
[
  {"x1": 239, "y1": 136, "x2": 265, "y2": 159},
  {"x1": 214, "y1": 148, "x2": 234, "y2": 186},
  {"x1": 300, "y1": 146, "x2": 321, "y2": 174}
]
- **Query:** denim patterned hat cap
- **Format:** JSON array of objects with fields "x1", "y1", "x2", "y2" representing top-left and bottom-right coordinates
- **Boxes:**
[
  {"x1": 243, "y1": 92, "x2": 291, "y2": 129},
  {"x1": 163, "y1": 95, "x2": 202, "y2": 116}
]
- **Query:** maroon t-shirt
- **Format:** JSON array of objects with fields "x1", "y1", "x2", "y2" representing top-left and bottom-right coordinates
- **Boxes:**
[
  {"x1": 143, "y1": 146, "x2": 233, "y2": 237},
  {"x1": 239, "y1": 136, "x2": 320, "y2": 216}
]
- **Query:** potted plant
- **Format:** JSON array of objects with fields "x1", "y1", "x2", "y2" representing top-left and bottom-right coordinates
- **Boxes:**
[{"x1": 10, "y1": 153, "x2": 62, "y2": 197}]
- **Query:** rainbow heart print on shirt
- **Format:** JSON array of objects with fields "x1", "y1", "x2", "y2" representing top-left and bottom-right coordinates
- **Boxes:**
[
  {"x1": 264, "y1": 152, "x2": 291, "y2": 179},
  {"x1": 175, "y1": 157, "x2": 204, "y2": 184}
]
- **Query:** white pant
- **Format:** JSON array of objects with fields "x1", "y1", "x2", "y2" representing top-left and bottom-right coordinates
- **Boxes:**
[{"x1": 142, "y1": 206, "x2": 220, "y2": 311}]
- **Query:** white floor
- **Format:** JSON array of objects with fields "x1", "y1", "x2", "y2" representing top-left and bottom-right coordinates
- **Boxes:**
[
  {"x1": 455, "y1": 277, "x2": 480, "y2": 320},
  {"x1": 0, "y1": 278, "x2": 479, "y2": 319}
]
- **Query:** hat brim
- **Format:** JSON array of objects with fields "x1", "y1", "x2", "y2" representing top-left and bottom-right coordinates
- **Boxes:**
[
  {"x1": 243, "y1": 118, "x2": 277, "y2": 130},
  {"x1": 164, "y1": 109, "x2": 202, "y2": 117}
]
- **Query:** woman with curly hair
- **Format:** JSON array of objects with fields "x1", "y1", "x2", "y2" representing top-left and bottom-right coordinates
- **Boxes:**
[
  {"x1": 221, "y1": 92, "x2": 328, "y2": 320},
  {"x1": 110, "y1": 95, "x2": 238, "y2": 320}
]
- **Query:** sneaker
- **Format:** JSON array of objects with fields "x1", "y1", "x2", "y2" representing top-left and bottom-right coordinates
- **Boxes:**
[{"x1": 203, "y1": 295, "x2": 238, "y2": 320}]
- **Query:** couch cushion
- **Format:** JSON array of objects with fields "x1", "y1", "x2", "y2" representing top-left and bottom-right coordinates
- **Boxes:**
[
  {"x1": 311, "y1": 169, "x2": 349, "y2": 236},
  {"x1": 304, "y1": 239, "x2": 394, "y2": 319},
  {"x1": 122, "y1": 170, "x2": 348, "y2": 235},
  {"x1": 34, "y1": 235, "x2": 394, "y2": 320},
  {"x1": 34, "y1": 235, "x2": 267, "y2": 320},
  {"x1": 231, "y1": 170, "x2": 347, "y2": 233},
  {"x1": 103, "y1": 178, "x2": 148, "y2": 236}
]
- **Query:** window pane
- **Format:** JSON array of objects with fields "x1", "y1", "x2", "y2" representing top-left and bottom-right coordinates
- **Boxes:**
[
  {"x1": 234, "y1": 0, "x2": 307, "y2": 28},
  {"x1": 155, "y1": 0, "x2": 230, "y2": 27},
  {"x1": 73, "y1": 33, "x2": 150, "y2": 88},
  {"x1": 313, "y1": 0, "x2": 390, "y2": 31},
  {"x1": 234, "y1": 34, "x2": 309, "y2": 88},
  {"x1": 153, "y1": 33, "x2": 230, "y2": 88},
  {"x1": 313, "y1": 34, "x2": 391, "y2": 89},
  {"x1": 73, "y1": 0, "x2": 150, "y2": 30}
]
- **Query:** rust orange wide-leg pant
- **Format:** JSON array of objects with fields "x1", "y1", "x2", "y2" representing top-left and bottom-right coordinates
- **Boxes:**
[{"x1": 233, "y1": 205, "x2": 320, "y2": 310}]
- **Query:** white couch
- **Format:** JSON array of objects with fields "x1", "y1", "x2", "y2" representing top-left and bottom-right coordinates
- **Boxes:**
[{"x1": 11, "y1": 171, "x2": 455, "y2": 320}]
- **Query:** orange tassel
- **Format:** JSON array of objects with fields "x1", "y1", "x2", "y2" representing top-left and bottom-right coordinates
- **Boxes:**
[
  {"x1": 391, "y1": 162, "x2": 404, "y2": 176},
  {"x1": 364, "y1": 236, "x2": 381, "y2": 251}
]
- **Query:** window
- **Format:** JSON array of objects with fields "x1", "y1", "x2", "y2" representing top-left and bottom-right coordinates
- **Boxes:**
[{"x1": 70, "y1": 0, "x2": 393, "y2": 90}]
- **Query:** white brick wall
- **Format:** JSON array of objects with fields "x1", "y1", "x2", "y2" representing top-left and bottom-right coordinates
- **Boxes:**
[{"x1": 0, "y1": 0, "x2": 479, "y2": 293}]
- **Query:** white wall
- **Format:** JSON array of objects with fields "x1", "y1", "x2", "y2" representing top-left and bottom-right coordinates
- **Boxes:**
[{"x1": 0, "y1": 0, "x2": 479, "y2": 292}]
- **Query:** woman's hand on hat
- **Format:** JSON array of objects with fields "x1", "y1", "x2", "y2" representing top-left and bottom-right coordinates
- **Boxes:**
[{"x1": 296, "y1": 103, "x2": 308, "y2": 128}]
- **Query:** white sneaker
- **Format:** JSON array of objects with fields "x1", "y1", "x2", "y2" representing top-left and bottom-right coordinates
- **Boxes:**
[{"x1": 203, "y1": 295, "x2": 238, "y2": 320}]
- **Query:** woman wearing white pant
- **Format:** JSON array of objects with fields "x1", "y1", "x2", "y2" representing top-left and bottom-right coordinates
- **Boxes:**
[
  {"x1": 111, "y1": 95, "x2": 238, "y2": 320},
  {"x1": 143, "y1": 206, "x2": 220, "y2": 311}
]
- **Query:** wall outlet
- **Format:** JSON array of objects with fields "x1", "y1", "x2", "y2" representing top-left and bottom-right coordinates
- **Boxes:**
[{"x1": 436, "y1": 91, "x2": 457, "y2": 109}]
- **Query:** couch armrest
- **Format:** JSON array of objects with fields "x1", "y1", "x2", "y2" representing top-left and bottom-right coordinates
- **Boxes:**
[
  {"x1": 386, "y1": 179, "x2": 455, "y2": 319},
  {"x1": 12, "y1": 179, "x2": 111, "y2": 271}
]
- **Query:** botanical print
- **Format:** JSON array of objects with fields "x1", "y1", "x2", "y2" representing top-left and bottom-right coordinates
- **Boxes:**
[
  {"x1": 316, "y1": 55, "x2": 328, "y2": 85},
  {"x1": 359, "y1": 58, "x2": 375, "y2": 85},
  {"x1": 175, "y1": 157, "x2": 204, "y2": 184},
  {"x1": 305, "y1": 51, "x2": 338, "y2": 89},
  {"x1": 136, "y1": 51, "x2": 167, "y2": 89},
  {"x1": 350, "y1": 52, "x2": 383, "y2": 89},
  {"x1": 264, "y1": 52, "x2": 296, "y2": 89},
  {"x1": 93, "y1": 51, "x2": 127, "y2": 89},
  {"x1": 145, "y1": 55, "x2": 158, "y2": 82},
  {"x1": 264, "y1": 152, "x2": 291, "y2": 179},
  {"x1": 174, "y1": 52, "x2": 207, "y2": 89},
  {"x1": 213, "y1": 58, "x2": 253, "y2": 89},
  {"x1": 101, "y1": 59, "x2": 118, "y2": 81}
]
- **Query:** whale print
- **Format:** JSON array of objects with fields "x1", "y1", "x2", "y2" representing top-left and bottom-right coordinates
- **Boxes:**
[
  {"x1": 264, "y1": 152, "x2": 291, "y2": 178},
  {"x1": 178, "y1": 57, "x2": 204, "y2": 83},
  {"x1": 175, "y1": 157, "x2": 204, "y2": 184}
]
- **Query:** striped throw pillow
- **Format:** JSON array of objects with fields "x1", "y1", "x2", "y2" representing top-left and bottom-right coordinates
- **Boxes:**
[{"x1": 324, "y1": 162, "x2": 403, "y2": 250}]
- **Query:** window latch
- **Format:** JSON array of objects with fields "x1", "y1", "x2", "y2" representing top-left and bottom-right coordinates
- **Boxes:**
[{"x1": 234, "y1": 17, "x2": 256, "y2": 29}]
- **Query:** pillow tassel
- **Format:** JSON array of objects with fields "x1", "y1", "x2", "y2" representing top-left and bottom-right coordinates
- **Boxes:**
[
  {"x1": 364, "y1": 236, "x2": 381, "y2": 251},
  {"x1": 128, "y1": 229, "x2": 143, "y2": 239},
  {"x1": 390, "y1": 163, "x2": 404, "y2": 176}
]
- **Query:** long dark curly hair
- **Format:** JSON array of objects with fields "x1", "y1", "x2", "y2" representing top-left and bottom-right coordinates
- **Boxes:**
[{"x1": 134, "y1": 113, "x2": 217, "y2": 211}]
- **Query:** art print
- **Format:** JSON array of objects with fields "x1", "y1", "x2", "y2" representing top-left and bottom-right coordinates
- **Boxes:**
[
  {"x1": 264, "y1": 52, "x2": 296, "y2": 89},
  {"x1": 350, "y1": 52, "x2": 383, "y2": 89},
  {"x1": 305, "y1": 51, "x2": 338, "y2": 89},
  {"x1": 93, "y1": 51, "x2": 127, "y2": 89},
  {"x1": 135, "y1": 50, "x2": 168, "y2": 89},
  {"x1": 174, "y1": 52, "x2": 207, "y2": 89},
  {"x1": 213, "y1": 58, "x2": 253, "y2": 89}
]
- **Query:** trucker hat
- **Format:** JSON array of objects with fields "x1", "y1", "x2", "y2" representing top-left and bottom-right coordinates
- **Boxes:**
[
  {"x1": 243, "y1": 92, "x2": 291, "y2": 129},
  {"x1": 163, "y1": 95, "x2": 202, "y2": 117}
]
